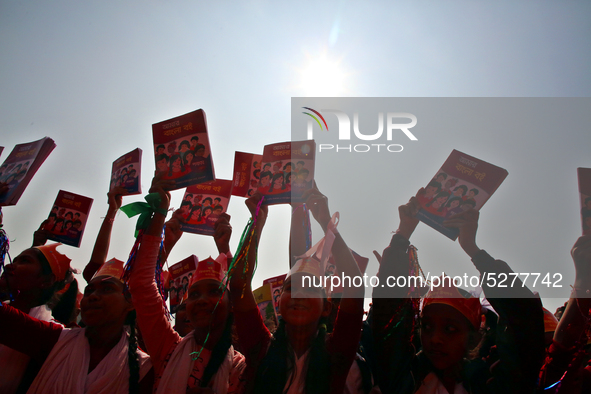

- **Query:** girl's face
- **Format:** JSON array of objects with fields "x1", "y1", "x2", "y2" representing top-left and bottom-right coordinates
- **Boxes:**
[
  {"x1": 185, "y1": 279, "x2": 229, "y2": 329},
  {"x1": 185, "y1": 152, "x2": 194, "y2": 164},
  {"x1": 80, "y1": 277, "x2": 133, "y2": 328},
  {"x1": 0, "y1": 249, "x2": 48, "y2": 295},
  {"x1": 190, "y1": 210, "x2": 201, "y2": 221},
  {"x1": 420, "y1": 304, "x2": 473, "y2": 373},
  {"x1": 450, "y1": 199, "x2": 460, "y2": 209},
  {"x1": 435, "y1": 196, "x2": 448, "y2": 206},
  {"x1": 157, "y1": 158, "x2": 168, "y2": 172},
  {"x1": 273, "y1": 176, "x2": 283, "y2": 188},
  {"x1": 54, "y1": 221, "x2": 64, "y2": 231},
  {"x1": 65, "y1": 222, "x2": 72, "y2": 230},
  {"x1": 172, "y1": 157, "x2": 182, "y2": 172},
  {"x1": 279, "y1": 276, "x2": 330, "y2": 328},
  {"x1": 203, "y1": 208, "x2": 212, "y2": 217}
]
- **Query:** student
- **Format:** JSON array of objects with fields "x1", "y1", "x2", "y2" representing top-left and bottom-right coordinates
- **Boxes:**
[
  {"x1": 268, "y1": 173, "x2": 288, "y2": 194},
  {"x1": 539, "y1": 235, "x2": 591, "y2": 392},
  {"x1": 187, "y1": 206, "x2": 203, "y2": 225},
  {"x1": 0, "y1": 243, "x2": 75, "y2": 393},
  {"x1": 423, "y1": 191, "x2": 450, "y2": 216},
  {"x1": 371, "y1": 195, "x2": 545, "y2": 393},
  {"x1": 0, "y1": 258, "x2": 153, "y2": 394},
  {"x1": 452, "y1": 185, "x2": 468, "y2": 199},
  {"x1": 156, "y1": 154, "x2": 169, "y2": 173},
  {"x1": 258, "y1": 171, "x2": 272, "y2": 193},
  {"x1": 190, "y1": 136, "x2": 199, "y2": 151},
  {"x1": 128, "y1": 178, "x2": 246, "y2": 393},
  {"x1": 231, "y1": 189, "x2": 365, "y2": 393}
]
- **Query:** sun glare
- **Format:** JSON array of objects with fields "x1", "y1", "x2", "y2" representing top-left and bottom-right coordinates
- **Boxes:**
[{"x1": 298, "y1": 53, "x2": 349, "y2": 96}]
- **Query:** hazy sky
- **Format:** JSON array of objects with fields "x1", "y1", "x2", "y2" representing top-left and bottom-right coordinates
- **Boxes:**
[{"x1": 1, "y1": 1, "x2": 590, "y2": 313}]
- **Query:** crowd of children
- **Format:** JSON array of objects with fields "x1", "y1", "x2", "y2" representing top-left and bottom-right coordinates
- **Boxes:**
[{"x1": 0, "y1": 164, "x2": 590, "y2": 394}]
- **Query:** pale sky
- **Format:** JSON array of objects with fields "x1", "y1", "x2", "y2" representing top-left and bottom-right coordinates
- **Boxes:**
[{"x1": 1, "y1": 1, "x2": 590, "y2": 314}]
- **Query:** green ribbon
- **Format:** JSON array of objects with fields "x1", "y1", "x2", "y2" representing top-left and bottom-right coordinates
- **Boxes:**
[{"x1": 120, "y1": 193, "x2": 167, "y2": 236}]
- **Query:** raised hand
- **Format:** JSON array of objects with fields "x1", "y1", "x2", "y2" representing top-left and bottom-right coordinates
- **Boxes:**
[{"x1": 443, "y1": 208, "x2": 480, "y2": 258}]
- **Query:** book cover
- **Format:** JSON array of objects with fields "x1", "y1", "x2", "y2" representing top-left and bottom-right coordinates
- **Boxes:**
[
  {"x1": 168, "y1": 255, "x2": 198, "y2": 313},
  {"x1": 179, "y1": 179, "x2": 233, "y2": 236},
  {"x1": 253, "y1": 283, "x2": 278, "y2": 329},
  {"x1": 44, "y1": 190, "x2": 94, "y2": 247},
  {"x1": 416, "y1": 150, "x2": 508, "y2": 240},
  {"x1": 232, "y1": 151, "x2": 263, "y2": 198},
  {"x1": 263, "y1": 274, "x2": 286, "y2": 320},
  {"x1": 577, "y1": 168, "x2": 591, "y2": 236},
  {"x1": 0, "y1": 137, "x2": 56, "y2": 206},
  {"x1": 110, "y1": 148, "x2": 142, "y2": 195},
  {"x1": 324, "y1": 250, "x2": 369, "y2": 295},
  {"x1": 152, "y1": 109, "x2": 215, "y2": 190},
  {"x1": 259, "y1": 140, "x2": 316, "y2": 205}
]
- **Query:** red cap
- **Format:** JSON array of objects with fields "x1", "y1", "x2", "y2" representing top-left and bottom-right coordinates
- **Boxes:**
[
  {"x1": 422, "y1": 276, "x2": 481, "y2": 330},
  {"x1": 33, "y1": 243, "x2": 71, "y2": 282},
  {"x1": 93, "y1": 258, "x2": 125, "y2": 281}
]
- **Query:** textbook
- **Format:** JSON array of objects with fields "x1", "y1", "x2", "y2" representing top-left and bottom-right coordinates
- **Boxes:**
[
  {"x1": 168, "y1": 255, "x2": 198, "y2": 313},
  {"x1": 152, "y1": 109, "x2": 215, "y2": 191},
  {"x1": 259, "y1": 140, "x2": 316, "y2": 205},
  {"x1": 263, "y1": 274, "x2": 286, "y2": 320},
  {"x1": 578, "y1": 167, "x2": 591, "y2": 236},
  {"x1": 110, "y1": 148, "x2": 142, "y2": 195},
  {"x1": 253, "y1": 283, "x2": 278, "y2": 329},
  {"x1": 44, "y1": 190, "x2": 94, "y2": 247},
  {"x1": 0, "y1": 137, "x2": 56, "y2": 206},
  {"x1": 179, "y1": 179, "x2": 233, "y2": 236},
  {"x1": 416, "y1": 150, "x2": 508, "y2": 240},
  {"x1": 232, "y1": 151, "x2": 263, "y2": 198}
]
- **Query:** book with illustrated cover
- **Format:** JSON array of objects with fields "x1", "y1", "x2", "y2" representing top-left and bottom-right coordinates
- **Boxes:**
[
  {"x1": 578, "y1": 168, "x2": 591, "y2": 236},
  {"x1": 416, "y1": 150, "x2": 508, "y2": 240},
  {"x1": 110, "y1": 148, "x2": 142, "y2": 195},
  {"x1": 263, "y1": 274, "x2": 286, "y2": 320},
  {"x1": 232, "y1": 151, "x2": 263, "y2": 198},
  {"x1": 179, "y1": 179, "x2": 233, "y2": 236},
  {"x1": 259, "y1": 140, "x2": 316, "y2": 205},
  {"x1": 168, "y1": 255, "x2": 198, "y2": 313},
  {"x1": 253, "y1": 283, "x2": 278, "y2": 329},
  {"x1": 44, "y1": 190, "x2": 94, "y2": 247},
  {"x1": 152, "y1": 109, "x2": 215, "y2": 190},
  {"x1": 0, "y1": 137, "x2": 56, "y2": 206}
]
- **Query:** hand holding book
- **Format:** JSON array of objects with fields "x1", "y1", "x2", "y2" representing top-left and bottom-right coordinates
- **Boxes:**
[{"x1": 443, "y1": 209, "x2": 481, "y2": 258}]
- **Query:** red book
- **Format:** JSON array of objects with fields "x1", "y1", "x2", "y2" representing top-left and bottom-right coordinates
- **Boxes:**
[
  {"x1": 152, "y1": 109, "x2": 215, "y2": 190},
  {"x1": 168, "y1": 255, "x2": 198, "y2": 313},
  {"x1": 0, "y1": 137, "x2": 56, "y2": 206},
  {"x1": 578, "y1": 168, "x2": 591, "y2": 236},
  {"x1": 179, "y1": 179, "x2": 233, "y2": 236},
  {"x1": 232, "y1": 151, "x2": 263, "y2": 198},
  {"x1": 110, "y1": 148, "x2": 142, "y2": 195},
  {"x1": 259, "y1": 140, "x2": 316, "y2": 205},
  {"x1": 45, "y1": 190, "x2": 94, "y2": 247},
  {"x1": 416, "y1": 150, "x2": 508, "y2": 240}
]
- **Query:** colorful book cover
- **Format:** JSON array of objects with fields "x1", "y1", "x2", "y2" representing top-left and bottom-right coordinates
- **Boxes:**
[
  {"x1": 44, "y1": 190, "x2": 94, "y2": 247},
  {"x1": 179, "y1": 179, "x2": 233, "y2": 236},
  {"x1": 259, "y1": 140, "x2": 316, "y2": 205},
  {"x1": 416, "y1": 150, "x2": 509, "y2": 240},
  {"x1": 577, "y1": 168, "x2": 591, "y2": 236},
  {"x1": 0, "y1": 137, "x2": 56, "y2": 206},
  {"x1": 253, "y1": 283, "x2": 278, "y2": 329},
  {"x1": 168, "y1": 255, "x2": 198, "y2": 313},
  {"x1": 263, "y1": 274, "x2": 286, "y2": 320},
  {"x1": 152, "y1": 109, "x2": 215, "y2": 190},
  {"x1": 110, "y1": 148, "x2": 142, "y2": 195},
  {"x1": 232, "y1": 151, "x2": 263, "y2": 198}
]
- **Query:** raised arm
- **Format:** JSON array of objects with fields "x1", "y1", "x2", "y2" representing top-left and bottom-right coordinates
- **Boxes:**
[
  {"x1": 83, "y1": 187, "x2": 127, "y2": 282},
  {"x1": 229, "y1": 192, "x2": 267, "y2": 314},
  {"x1": 444, "y1": 209, "x2": 545, "y2": 392},
  {"x1": 127, "y1": 177, "x2": 179, "y2": 373},
  {"x1": 371, "y1": 195, "x2": 421, "y2": 394}
]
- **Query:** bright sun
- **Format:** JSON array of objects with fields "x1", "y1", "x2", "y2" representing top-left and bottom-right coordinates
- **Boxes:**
[{"x1": 298, "y1": 53, "x2": 349, "y2": 96}]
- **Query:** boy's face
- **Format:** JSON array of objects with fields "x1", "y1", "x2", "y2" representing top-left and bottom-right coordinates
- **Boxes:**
[
  {"x1": 180, "y1": 145, "x2": 189, "y2": 152},
  {"x1": 260, "y1": 175, "x2": 271, "y2": 186},
  {"x1": 157, "y1": 147, "x2": 164, "y2": 155},
  {"x1": 420, "y1": 304, "x2": 473, "y2": 373},
  {"x1": 157, "y1": 158, "x2": 168, "y2": 172},
  {"x1": 425, "y1": 185, "x2": 437, "y2": 196}
]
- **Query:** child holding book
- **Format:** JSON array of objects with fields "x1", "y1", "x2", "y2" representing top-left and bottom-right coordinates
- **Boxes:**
[
  {"x1": 230, "y1": 188, "x2": 365, "y2": 394},
  {"x1": 371, "y1": 193, "x2": 545, "y2": 393},
  {"x1": 128, "y1": 177, "x2": 246, "y2": 393}
]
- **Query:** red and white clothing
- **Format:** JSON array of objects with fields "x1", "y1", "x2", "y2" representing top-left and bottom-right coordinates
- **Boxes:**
[{"x1": 129, "y1": 235, "x2": 246, "y2": 394}]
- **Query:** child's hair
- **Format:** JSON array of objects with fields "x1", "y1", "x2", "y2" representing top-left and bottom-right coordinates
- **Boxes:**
[
  {"x1": 126, "y1": 310, "x2": 140, "y2": 394},
  {"x1": 425, "y1": 191, "x2": 450, "y2": 208},
  {"x1": 51, "y1": 278, "x2": 79, "y2": 325},
  {"x1": 200, "y1": 315, "x2": 234, "y2": 387},
  {"x1": 445, "y1": 196, "x2": 462, "y2": 208},
  {"x1": 179, "y1": 140, "x2": 190, "y2": 151},
  {"x1": 436, "y1": 172, "x2": 447, "y2": 180},
  {"x1": 453, "y1": 185, "x2": 468, "y2": 195},
  {"x1": 253, "y1": 317, "x2": 331, "y2": 394},
  {"x1": 469, "y1": 188, "x2": 479, "y2": 196},
  {"x1": 426, "y1": 181, "x2": 442, "y2": 193},
  {"x1": 181, "y1": 200, "x2": 192, "y2": 209}
]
